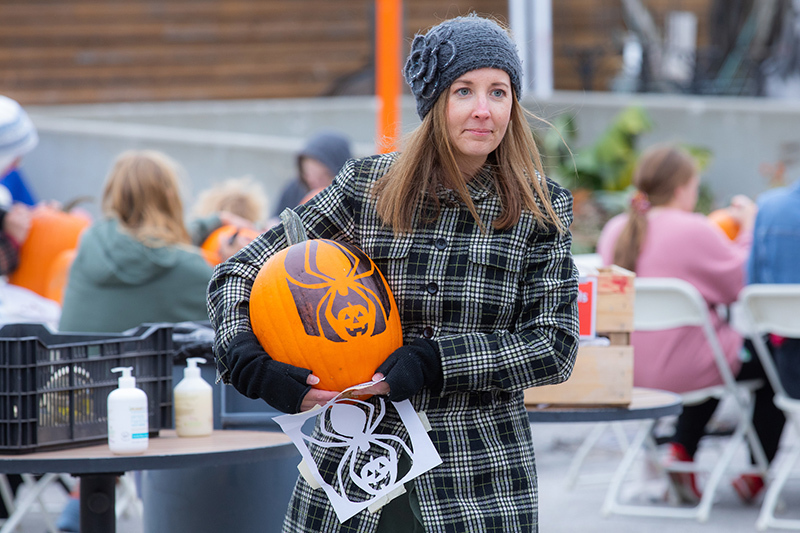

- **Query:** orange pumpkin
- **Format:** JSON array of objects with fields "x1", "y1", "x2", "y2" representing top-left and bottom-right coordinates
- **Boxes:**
[
  {"x1": 8, "y1": 207, "x2": 90, "y2": 297},
  {"x1": 708, "y1": 209, "x2": 740, "y2": 240},
  {"x1": 43, "y1": 248, "x2": 77, "y2": 305},
  {"x1": 300, "y1": 187, "x2": 325, "y2": 205},
  {"x1": 201, "y1": 224, "x2": 260, "y2": 266},
  {"x1": 249, "y1": 239, "x2": 402, "y2": 392}
]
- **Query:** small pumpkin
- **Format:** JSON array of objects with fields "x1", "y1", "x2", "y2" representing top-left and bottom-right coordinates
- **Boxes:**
[
  {"x1": 249, "y1": 238, "x2": 402, "y2": 392},
  {"x1": 299, "y1": 187, "x2": 325, "y2": 205},
  {"x1": 708, "y1": 209, "x2": 740, "y2": 240},
  {"x1": 9, "y1": 206, "x2": 90, "y2": 297},
  {"x1": 201, "y1": 224, "x2": 260, "y2": 266}
]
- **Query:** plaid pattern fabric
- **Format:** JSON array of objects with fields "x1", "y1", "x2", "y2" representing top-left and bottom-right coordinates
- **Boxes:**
[
  {"x1": 208, "y1": 153, "x2": 579, "y2": 533},
  {"x1": 0, "y1": 232, "x2": 19, "y2": 277}
]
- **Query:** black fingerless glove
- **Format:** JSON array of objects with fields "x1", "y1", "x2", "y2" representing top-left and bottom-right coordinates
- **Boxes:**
[
  {"x1": 224, "y1": 330, "x2": 312, "y2": 414},
  {"x1": 376, "y1": 339, "x2": 442, "y2": 402}
]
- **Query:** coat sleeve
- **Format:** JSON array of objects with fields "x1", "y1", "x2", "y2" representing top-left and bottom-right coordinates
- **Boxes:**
[{"x1": 436, "y1": 185, "x2": 580, "y2": 394}]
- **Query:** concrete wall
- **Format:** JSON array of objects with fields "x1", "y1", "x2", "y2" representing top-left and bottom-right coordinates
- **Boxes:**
[
  {"x1": 531, "y1": 92, "x2": 800, "y2": 204},
  {"x1": 22, "y1": 97, "x2": 391, "y2": 219},
  {"x1": 18, "y1": 92, "x2": 800, "y2": 220}
]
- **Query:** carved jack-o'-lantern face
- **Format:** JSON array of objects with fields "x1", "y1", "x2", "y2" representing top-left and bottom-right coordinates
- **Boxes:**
[{"x1": 337, "y1": 303, "x2": 374, "y2": 337}]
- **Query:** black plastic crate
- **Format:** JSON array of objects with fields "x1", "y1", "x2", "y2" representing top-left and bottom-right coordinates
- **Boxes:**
[{"x1": 0, "y1": 323, "x2": 173, "y2": 454}]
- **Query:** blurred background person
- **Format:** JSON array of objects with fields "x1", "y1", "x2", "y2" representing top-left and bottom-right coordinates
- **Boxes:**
[
  {"x1": 596, "y1": 144, "x2": 781, "y2": 505},
  {"x1": 55, "y1": 149, "x2": 214, "y2": 531},
  {"x1": 0, "y1": 95, "x2": 37, "y2": 277},
  {"x1": 271, "y1": 130, "x2": 352, "y2": 217},
  {"x1": 0, "y1": 95, "x2": 38, "y2": 206},
  {"x1": 190, "y1": 175, "x2": 267, "y2": 265},
  {"x1": 747, "y1": 177, "x2": 800, "y2": 400},
  {"x1": 59, "y1": 149, "x2": 212, "y2": 333},
  {"x1": 0, "y1": 94, "x2": 39, "y2": 522}
]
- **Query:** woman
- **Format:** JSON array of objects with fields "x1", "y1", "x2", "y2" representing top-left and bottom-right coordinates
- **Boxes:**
[
  {"x1": 60, "y1": 149, "x2": 213, "y2": 333},
  {"x1": 209, "y1": 15, "x2": 579, "y2": 533},
  {"x1": 596, "y1": 144, "x2": 783, "y2": 504},
  {"x1": 55, "y1": 149, "x2": 214, "y2": 531}
]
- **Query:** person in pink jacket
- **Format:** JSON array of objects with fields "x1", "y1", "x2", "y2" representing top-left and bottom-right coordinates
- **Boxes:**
[{"x1": 597, "y1": 144, "x2": 783, "y2": 504}]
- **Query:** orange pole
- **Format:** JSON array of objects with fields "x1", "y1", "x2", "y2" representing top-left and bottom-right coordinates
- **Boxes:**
[{"x1": 376, "y1": 0, "x2": 402, "y2": 153}]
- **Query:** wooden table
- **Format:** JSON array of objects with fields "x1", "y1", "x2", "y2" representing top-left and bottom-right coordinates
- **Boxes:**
[
  {"x1": 0, "y1": 430, "x2": 292, "y2": 533},
  {"x1": 526, "y1": 387, "x2": 683, "y2": 423}
]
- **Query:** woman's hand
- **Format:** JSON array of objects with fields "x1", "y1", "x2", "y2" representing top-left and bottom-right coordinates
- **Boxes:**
[
  {"x1": 2, "y1": 204, "x2": 32, "y2": 244},
  {"x1": 344, "y1": 374, "x2": 391, "y2": 398},
  {"x1": 226, "y1": 331, "x2": 318, "y2": 414},
  {"x1": 370, "y1": 340, "x2": 442, "y2": 402},
  {"x1": 728, "y1": 194, "x2": 757, "y2": 232},
  {"x1": 300, "y1": 374, "x2": 339, "y2": 411},
  {"x1": 217, "y1": 230, "x2": 257, "y2": 262}
]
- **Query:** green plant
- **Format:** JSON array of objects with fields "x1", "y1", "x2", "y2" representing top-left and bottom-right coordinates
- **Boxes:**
[{"x1": 536, "y1": 106, "x2": 714, "y2": 253}]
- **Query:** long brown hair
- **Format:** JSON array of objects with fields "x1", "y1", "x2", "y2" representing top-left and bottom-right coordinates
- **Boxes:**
[
  {"x1": 373, "y1": 91, "x2": 562, "y2": 234},
  {"x1": 102, "y1": 150, "x2": 192, "y2": 246},
  {"x1": 613, "y1": 144, "x2": 698, "y2": 271}
]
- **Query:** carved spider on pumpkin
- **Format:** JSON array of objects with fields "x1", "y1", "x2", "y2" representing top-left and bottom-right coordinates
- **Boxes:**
[
  {"x1": 284, "y1": 240, "x2": 392, "y2": 343},
  {"x1": 303, "y1": 397, "x2": 413, "y2": 499}
]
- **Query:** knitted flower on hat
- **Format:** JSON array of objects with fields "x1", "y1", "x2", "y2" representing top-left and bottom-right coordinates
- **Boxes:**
[{"x1": 403, "y1": 14, "x2": 523, "y2": 120}]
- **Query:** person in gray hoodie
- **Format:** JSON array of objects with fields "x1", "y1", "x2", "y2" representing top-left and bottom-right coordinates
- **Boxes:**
[
  {"x1": 59, "y1": 150, "x2": 212, "y2": 334},
  {"x1": 272, "y1": 130, "x2": 352, "y2": 217}
]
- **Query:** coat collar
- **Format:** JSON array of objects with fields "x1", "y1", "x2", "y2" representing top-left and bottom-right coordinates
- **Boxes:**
[{"x1": 433, "y1": 165, "x2": 495, "y2": 204}]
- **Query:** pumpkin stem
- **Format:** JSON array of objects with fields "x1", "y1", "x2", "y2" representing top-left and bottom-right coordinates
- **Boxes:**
[{"x1": 280, "y1": 208, "x2": 308, "y2": 245}]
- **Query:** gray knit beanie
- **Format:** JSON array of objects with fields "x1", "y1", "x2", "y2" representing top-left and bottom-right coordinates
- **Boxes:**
[{"x1": 404, "y1": 14, "x2": 523, "y2": 120}]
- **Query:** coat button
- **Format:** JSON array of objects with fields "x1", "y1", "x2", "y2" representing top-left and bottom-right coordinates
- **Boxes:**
[
  {"x1": 434, "y1": 238, "x2": 447, "y2": 250},
  {"x1": 426, "y1": 282, "x2": 438, "y2": 295},
  {"x1": 422, "y1": 326, "x2": 434, "y2": 338},
  {"x1": 480, "y1": 392, "x2": 493, "y2": 405}
]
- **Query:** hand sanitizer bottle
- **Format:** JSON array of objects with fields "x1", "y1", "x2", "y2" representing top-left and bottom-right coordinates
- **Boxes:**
[
  {"x1": 107, "y1": 366, "x2": 149, "y2": 454},
  {"x1": 174, "y1": 357, "x2": 213, "y2": 437}
]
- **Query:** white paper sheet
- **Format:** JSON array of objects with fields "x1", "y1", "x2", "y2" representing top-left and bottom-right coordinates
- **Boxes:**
[{"x1": 274, "y1": 381, "x2": 443, "y2": 522}]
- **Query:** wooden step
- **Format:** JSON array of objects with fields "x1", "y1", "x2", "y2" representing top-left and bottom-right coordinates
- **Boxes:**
[
  {"x1": 0, "y1": 41, "x2": 369, "y2": 68},
  {"x1": 0, "y1": 19, "x2": 370, "y2": 46},
  {"x1": 2, "y1": 57, "x2": 368, "y2": 89},
  {"x1": 1, "y1": 79, "x2": 339, "y2": 106}
]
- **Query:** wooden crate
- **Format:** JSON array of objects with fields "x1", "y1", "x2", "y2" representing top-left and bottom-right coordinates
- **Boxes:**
[
  {"x1": 524, "y1": 344, "x2": 634, "y2": 406},
  {"x1": 524, "y1": 265, "x2": 635, "y2": 407},
  {"x1": 595, "y1": 265, "x2": 635, "y2": 334}
]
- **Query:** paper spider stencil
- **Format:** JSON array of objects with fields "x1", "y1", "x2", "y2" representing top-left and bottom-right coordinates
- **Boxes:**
[{"x1": 274, "y1": 392, "x2": 442, "y2": 522}]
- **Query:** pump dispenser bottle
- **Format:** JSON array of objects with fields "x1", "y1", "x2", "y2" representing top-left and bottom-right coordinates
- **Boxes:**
[
  {"x1": 107, "y1": 366, "x2": 149, "y2": 454},
  {"x1": 174, "y1": 357, "x2": 213, "y2": 437}
]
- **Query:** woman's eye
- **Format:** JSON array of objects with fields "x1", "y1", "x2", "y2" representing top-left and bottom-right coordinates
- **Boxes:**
[
  {"x1": 491, "y1": 89, "x2": 506, "y2": 98},
  {"x1": 456, "y1": 87, "x2": 470, "y2": 96}
]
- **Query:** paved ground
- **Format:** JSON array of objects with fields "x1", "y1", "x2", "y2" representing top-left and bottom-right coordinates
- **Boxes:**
[
  {"x1": 533, "y1": 418, "x2": 799, "y2": 532},
  {"x1": 8, "y1": 415, "x2": 799, "y2": 532}
]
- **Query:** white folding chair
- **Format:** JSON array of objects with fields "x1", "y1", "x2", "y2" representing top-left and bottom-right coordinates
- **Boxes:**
[
  {"x1": 603, "y1": 277, "x2": 768, "y2": 522},
  {"x1": 0, "y1": 473, "x2": 74, "y2": 533},
  {"x1": 739, "y1": 284, "x2": 800, "y2": 531}
]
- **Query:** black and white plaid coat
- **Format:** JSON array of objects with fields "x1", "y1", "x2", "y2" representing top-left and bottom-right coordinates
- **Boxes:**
[{"x1": 208, "y1": 153, "x2": 579, "y2": 533}]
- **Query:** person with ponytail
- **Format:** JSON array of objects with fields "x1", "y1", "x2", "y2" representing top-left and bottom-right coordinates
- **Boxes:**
[{"x1": 597, "y1": 144, "x2": 784, "y2": 505}]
